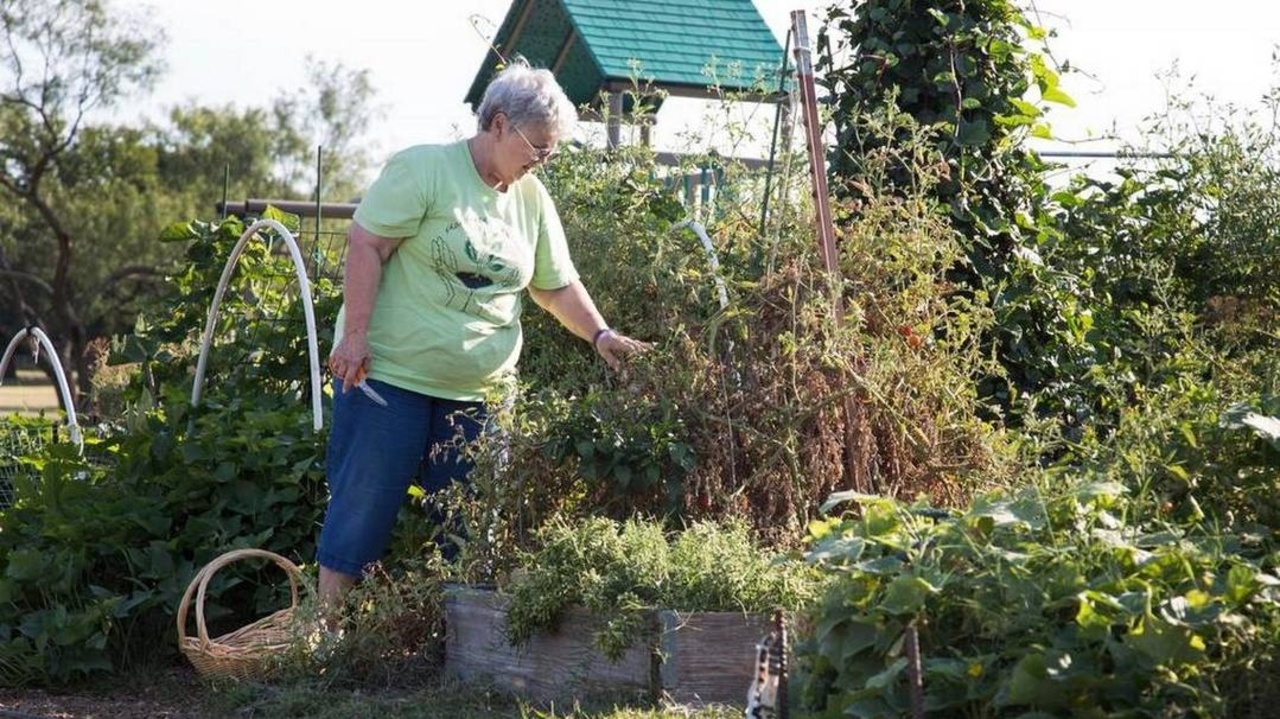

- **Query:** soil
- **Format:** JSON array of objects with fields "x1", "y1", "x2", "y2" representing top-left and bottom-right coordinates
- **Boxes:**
[{"x1": 0, "y1": 668, "x2": 207, "y2": 719}]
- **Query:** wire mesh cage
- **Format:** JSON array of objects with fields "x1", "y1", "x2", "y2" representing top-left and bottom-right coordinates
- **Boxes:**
[
  {"x1": 185, "y1": 213, "x2": 351, "y2": 433},
  {"x1": 0, "y1": 416, "x2": 63, "y2": 509},
  {"x1": 294, "y1": 214, "x2": 350, "y2": 285},
  {"x1": 0, "y1": 327, "x2": 84, "y2": 510}
]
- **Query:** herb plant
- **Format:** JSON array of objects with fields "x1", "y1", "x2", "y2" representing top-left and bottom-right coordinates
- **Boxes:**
[{"x1": 503, "y1": 516, "x2": 818, "y2": 661}]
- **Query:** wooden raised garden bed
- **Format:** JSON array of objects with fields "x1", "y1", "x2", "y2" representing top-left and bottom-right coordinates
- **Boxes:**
[
  {"x1": 655, "y1": 609, "x2": 774, "y2": 706},
  {"x1": 443, "y1": 585, "x2": 773, "y2": 707}
]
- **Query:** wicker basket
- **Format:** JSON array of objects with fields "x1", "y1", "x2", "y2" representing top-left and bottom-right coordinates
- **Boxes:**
[{"x1": 177, "y1": 548, "x2": 304, "y2": 679}]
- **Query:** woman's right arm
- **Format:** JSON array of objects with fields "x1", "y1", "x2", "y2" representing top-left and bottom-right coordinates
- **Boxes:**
[{"x1": 329, "y1": 222, "x2": 403, "y2": 390}]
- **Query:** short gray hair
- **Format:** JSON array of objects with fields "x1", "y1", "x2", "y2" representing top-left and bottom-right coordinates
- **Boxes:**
[{"x1": 476, "y1": 61, "x2": 577, "y2": 139}]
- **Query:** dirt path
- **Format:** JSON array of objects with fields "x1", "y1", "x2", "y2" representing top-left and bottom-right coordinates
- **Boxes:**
[
  {"x1": 0, "y1": 691, "x2": 203, "y2": 718},
  {"x1": 0, "y1": 369, "x2": 59, "y2": 416},
  {"x1": 0, "y1": 668, "x2": 207, "y2": 718}
]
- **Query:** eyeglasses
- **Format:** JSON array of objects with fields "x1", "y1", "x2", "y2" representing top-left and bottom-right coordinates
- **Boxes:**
[{"x1": 511, "y1": 124, "x2": 556, "y2": 164}]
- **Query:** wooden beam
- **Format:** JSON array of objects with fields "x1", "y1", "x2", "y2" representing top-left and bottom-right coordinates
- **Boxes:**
[
  {"x1": 599, "y1": 79, "x2": 788, "y2": 104},
  {"x1": 653, "y1": 152, "x2": 770, "y2": 171},
  {"x1": 216, "y1": 199, "x2": 357, "y2": 220},
  {"x1": 607, "y1": 91, "x2": 623, "y2": 149},
  {"x1": 502, "y1": 0, "x2": 537, "y2": 64},
  {"x1": 551, "y1": 28, "x2": 577, "y2": 74}
]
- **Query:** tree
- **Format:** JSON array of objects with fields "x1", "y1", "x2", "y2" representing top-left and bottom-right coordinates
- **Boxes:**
[
  {"x1": 0, "y1": 1, "x2": 379, "y2": 410},
  {"x1": 157, "y1": 103, "x2": 307, "y2": 201},
  {"x1": 0, "y1": 0, "x2": 164, "y2": 403},
  {"x1": 274, "y1": 56, "x2": 382, "y2": 202},
  {"x1": 156, "y1": 57, "x2": 380, "y2": 212},
  {"x1": 816, "y1": 0, "x2": 1084, "y2": 427}
]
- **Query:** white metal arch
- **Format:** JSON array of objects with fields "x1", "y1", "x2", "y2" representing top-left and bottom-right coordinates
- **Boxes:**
[
  {"x1": 191, "y1": 219, "x2": 324, "y2": 432},
  {"x1": 0, "y1": 326, "x2": 83, "y2": 451},
  {"x1": 674, "y1": 220, "x2": 730, "y2": 310}
]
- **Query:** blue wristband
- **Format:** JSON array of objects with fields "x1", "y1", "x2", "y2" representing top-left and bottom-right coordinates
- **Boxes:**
[{"x1": 592, "y1": 328, "x2": 615, "y2": 348}]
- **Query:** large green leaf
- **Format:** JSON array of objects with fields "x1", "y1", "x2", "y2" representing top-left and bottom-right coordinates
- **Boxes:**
[
  {"x1": 1125, "y1": 614, "x2": 1205, "y2": 664},
  {"x1": 1000, "y1": 652, "x2": 1072, "y2": 709},
  {"x1": 880, "y1": 574, "x2": 936, "y2": 616}
]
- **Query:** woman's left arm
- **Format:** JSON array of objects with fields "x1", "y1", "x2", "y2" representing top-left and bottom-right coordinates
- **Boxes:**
[{"x1": 528, "y1": 280, "x2": 651, "y2": 370}]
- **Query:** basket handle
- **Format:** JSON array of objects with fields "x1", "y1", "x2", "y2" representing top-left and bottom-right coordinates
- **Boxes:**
[{"x1": 176, "y1": 548, "x2": 303, "y2": 648}]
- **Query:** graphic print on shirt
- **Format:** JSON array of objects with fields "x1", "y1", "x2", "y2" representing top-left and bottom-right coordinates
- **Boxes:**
[{"x1": 430, "y1": 211, "x2": 526, "y2": 315}]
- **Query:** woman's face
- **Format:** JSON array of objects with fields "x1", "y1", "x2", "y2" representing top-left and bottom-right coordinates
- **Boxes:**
[{"x1": 496, "y1": 113, "x2": 557, "y2": 185}]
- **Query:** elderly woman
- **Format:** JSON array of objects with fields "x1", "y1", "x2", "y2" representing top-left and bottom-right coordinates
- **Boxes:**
[{"x1": 318, "y1": 62, "x2": 648, "y2": 607}]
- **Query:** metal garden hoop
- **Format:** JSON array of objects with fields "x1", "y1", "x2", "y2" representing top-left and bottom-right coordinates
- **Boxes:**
[
  {"x1": 0, "y1": 326, "x2": 83, "y2": 508},
  {"x1": 190, "y1": 219, "x2": 324, "y2": 432}
]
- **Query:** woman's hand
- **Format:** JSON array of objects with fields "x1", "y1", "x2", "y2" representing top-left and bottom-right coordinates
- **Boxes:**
[
  {"x1": 526, "y1": 281, "x2": 652, "y2": 370},
  {"x1": 594, "y1": 330, "x2": 652, "y2": 371},
  {"x1": 327, "y1": 332, "x2": 374, "y2": 391}
]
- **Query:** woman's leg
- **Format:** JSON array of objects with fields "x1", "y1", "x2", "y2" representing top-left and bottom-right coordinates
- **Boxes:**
[{"x1": 317, "y1": 378, "x2": 433, "y2": 612}]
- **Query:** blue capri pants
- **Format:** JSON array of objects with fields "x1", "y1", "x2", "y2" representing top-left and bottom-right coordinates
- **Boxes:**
[{"x1": 317, "y1": 378, "x2": 487, "y2": 577}]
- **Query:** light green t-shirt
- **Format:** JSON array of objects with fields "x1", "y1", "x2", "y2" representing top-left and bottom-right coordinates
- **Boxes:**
[{"x1": 337, "y1": 140, "x2": 578, "y2": 401}]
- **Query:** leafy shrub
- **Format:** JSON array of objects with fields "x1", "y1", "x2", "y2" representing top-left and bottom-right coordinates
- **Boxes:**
[
  {"x1": 0, "y1": 396, "x2": 326, "y2": 686},
  {"x1": 1061, "y1": 374, "x2": 1280, "y2": 533},
  {"x1": 117, "y1": 211, "x2": 341, "y2": 405},
  {"x1": 818, "y1": 0, "x2": 1060, "y2": 229},
  {"x1": 814, "y1": 0, "x2": 1280, "y2": 461},
  {"x1": 1136, "y1": 86, "x2": 1280, "y2": 322},
  {"x1": 0, "y1": 213, "x2": 333, "y2": 686},
  {"x1": 981, "y1": 80, "x2": 1280, "y2": 447},
  {"x1": 795, "y1": 485, "x2": 1280, "y2": 718}
]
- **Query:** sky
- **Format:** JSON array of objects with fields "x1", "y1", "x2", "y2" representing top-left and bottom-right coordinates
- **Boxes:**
[{"x1": 109, "y1": 0, "x2": 1280, "y2": 179}]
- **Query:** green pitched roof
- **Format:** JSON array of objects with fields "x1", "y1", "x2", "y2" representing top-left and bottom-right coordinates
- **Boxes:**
[{"x1": 465, "y1": 0, "x2": 785, "y2": 112}]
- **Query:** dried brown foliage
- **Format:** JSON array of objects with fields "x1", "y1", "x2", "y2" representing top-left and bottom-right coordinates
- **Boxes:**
[
  {"x1": 550, "y1": 192, "x2": 1010, "y2": 543},
  {"x1": 457, "y1": 150, "x2": 1016, "y2": 554}
]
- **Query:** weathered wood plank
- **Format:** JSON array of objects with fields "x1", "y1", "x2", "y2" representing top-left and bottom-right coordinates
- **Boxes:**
[
  {"x1": 443, "y1": 586, "x2": 655, "y2": 701},
  {"x1": 444, "y1": 586, "x2": 774, "y2": 708},
  {"x1": 658, "y1": 610, "x2": 774, "y2": 707}
]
